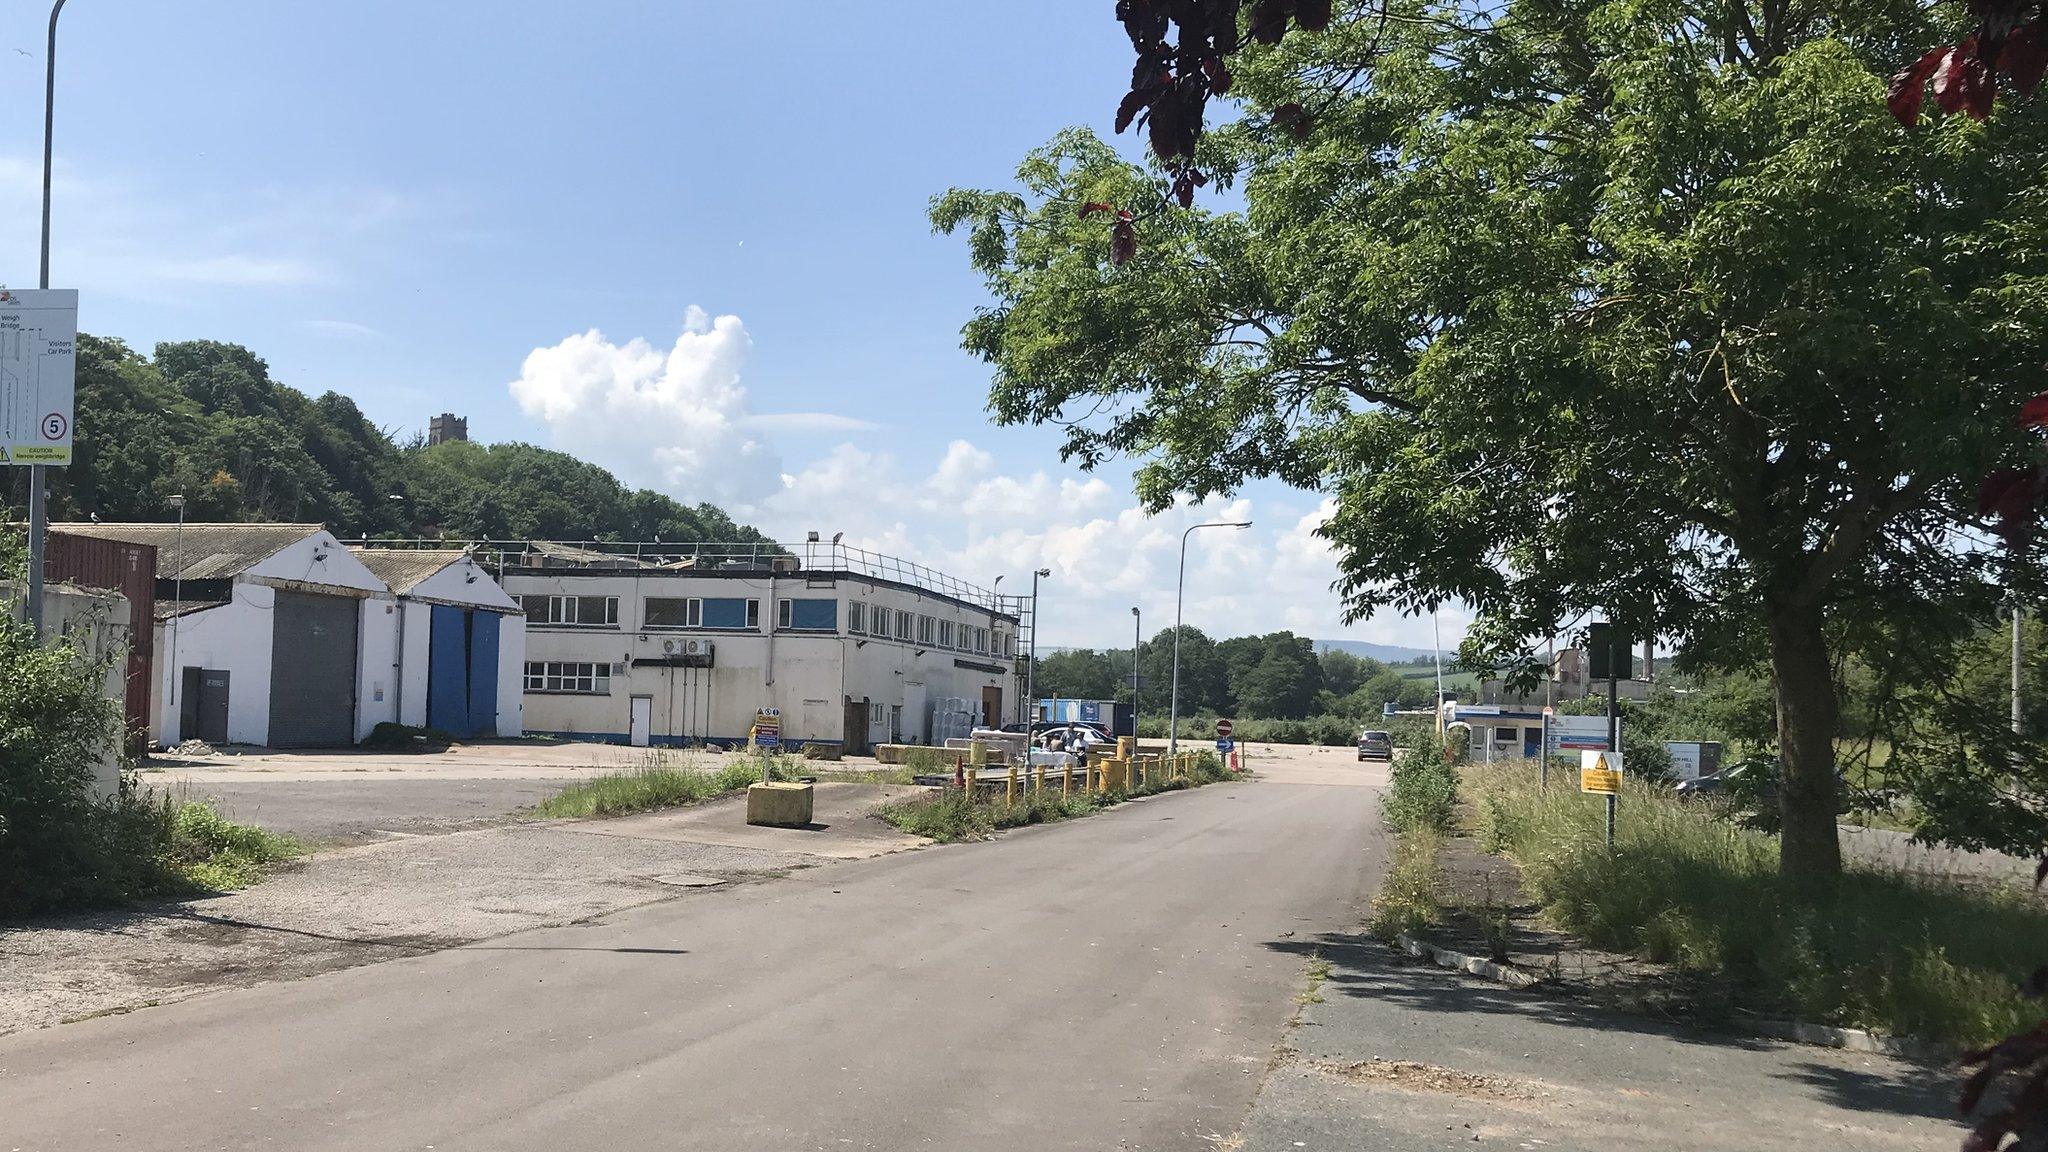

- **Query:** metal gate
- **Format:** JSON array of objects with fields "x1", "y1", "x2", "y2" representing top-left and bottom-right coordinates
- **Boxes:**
[{"x1": 267, "y1": 591, "x2": 359, "y2": 747}]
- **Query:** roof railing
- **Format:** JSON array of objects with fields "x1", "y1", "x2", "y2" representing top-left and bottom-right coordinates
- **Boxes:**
[{"x1": 349, "y1": 536, "x2": 1027, "y2": 614}]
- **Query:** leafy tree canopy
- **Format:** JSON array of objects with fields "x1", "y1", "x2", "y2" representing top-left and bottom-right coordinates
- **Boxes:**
[
  {"x1": 936, "y1": 0, "x2": 2048, "y2": 873},
  {"x1": 11, "y1": 335, "x2": 773, "y2": 549}
]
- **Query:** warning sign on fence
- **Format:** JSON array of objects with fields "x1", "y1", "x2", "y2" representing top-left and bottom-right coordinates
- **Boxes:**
[{"x1": 1579, "y1": 750, "x2": 1623, "y2": 795}]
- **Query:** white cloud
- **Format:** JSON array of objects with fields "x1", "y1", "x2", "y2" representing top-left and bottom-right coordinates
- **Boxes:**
[
  {"x1": 754, "y1": 438, "x2": 1462, "y2": 653},
  {"x1": 300, "y1": 318, "x2": 381, "y2": 338},
  {"x1": 740, "y1": 412, "x2": 881, "y2": 434},
  {"x1": 511, "y1": 307, "x2": 781, "y2": 507}
]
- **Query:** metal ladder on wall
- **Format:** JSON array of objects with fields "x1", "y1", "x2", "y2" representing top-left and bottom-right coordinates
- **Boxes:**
[{"x1": 999, "y1": 592, "x2": 1033, "y2": 727}]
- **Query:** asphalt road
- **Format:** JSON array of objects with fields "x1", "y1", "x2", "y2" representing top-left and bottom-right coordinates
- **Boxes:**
[{"x1": 0, "y1": 771, "x2": 1383, "y2": 1151}]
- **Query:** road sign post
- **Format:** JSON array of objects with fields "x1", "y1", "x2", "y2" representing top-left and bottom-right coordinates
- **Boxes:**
[
  {"x1": 1215, "y1": 718, "x2": 1233, "y2": 739},
  {"x1": 1580, "y1": 749, "x2": 1623, "y2": 846},
  {"x1": 2, "y1": 288, "x2": 77, "y2": 637}
]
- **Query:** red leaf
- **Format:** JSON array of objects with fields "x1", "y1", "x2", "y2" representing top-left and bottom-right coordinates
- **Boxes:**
[
  {"x1": 1202, "y1": 55, "x2": 1233, "y2": 95},
  {"x1": 1115, "y1": 87, "x2": 1151, "y2": 134},
  {"x1": 1115, "y1": 0, "x2": 1167, "y2": 48},
  {"x1": 1111, "y1": 218, "x2": 1138, "y2": 265},
  {"x1": 1250, "y1": 0, "x2": 1292, "y2": 45},
  {"x1": 2020, "y1": 392, "x2": 2048, "y2": 428},
  {"x1": 1977, "y1": 467, "x2": 2040, "y2": 518},
  {"x1": 1888, "y1": 48, "x2": 1946, "y2": 125},
  {"x1": 1295, "y1": 0, "x2": 1333, "y2": 29},
  {"x1": 1271, "y1": 101, "x2": 1311, "y2": 139},
  {"x1": 1933, "y1": 40, "x2": 1995, "y2": 119},
  {"x1": 1078, "y1": 202, "x2": 1116, "y2": 219},
  {"x1": 2005, "y1": 19, "x2": 2048, "y2": 94}
]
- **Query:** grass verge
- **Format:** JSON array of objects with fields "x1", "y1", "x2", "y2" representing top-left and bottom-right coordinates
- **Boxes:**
[
  {"x1": 165, "y1": 800, "x2": 301, "y2": 890},
  {"x1": 1469, "y1": 760, "x2": 2048, "y2": 1049},
  {"x1": 876, "y1": 752, "x2": 1236, "y2": 843},
  {"x1": 532, "y1": 752, "x2": 786, "y2": 819}
]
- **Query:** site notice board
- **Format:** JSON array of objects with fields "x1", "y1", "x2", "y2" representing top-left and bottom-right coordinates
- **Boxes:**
[{"x1": 0, "y1": 289, "x2": 76, "y2": 466}]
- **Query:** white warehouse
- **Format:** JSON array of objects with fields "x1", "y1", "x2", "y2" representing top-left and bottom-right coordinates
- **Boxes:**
[{"x1": 494, "y1": 542, "x2": 1025, "y2": 752}]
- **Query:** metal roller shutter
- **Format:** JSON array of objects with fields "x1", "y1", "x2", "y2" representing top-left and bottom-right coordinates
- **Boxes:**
[{"x1": 268, "y1": 591, "x2": 359, "y2": 747}]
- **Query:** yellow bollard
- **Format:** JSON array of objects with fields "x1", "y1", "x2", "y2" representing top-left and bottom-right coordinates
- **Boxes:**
[
  {"x1": 1007, "y1": 764, "x2": 1018, "y2": 806},
  {"x1": 1117, "y1": 736, "x2": 1136, "y2": 761},
  {"x1": 1063, "y1": 760, "x2": 1073, "y2": 796},
  {"x1": 1034, "y1": 761, "x2": 1045, "y2": 794}
]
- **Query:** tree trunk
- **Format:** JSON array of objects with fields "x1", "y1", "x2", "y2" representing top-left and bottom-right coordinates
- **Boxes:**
[{"x1": 1765, "y1": 599, "x2": 1842, "y2": 883}]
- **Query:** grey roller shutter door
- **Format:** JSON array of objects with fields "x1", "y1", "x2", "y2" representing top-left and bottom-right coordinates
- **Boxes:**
[{"x1": 268, "y1": 591, "x2": 359, "y2": 747}]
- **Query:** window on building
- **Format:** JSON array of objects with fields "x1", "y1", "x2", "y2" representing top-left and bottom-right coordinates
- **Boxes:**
[
  {"x1": 848, "y1": 601, "x2": 866, "y2": 634},
  {"x1": 994, "y1": 630, "x2": 1009, "y2": 658},
  {"x1": 918, "y1": 614, "x2": 935, "y2": 645},
  {"x1": 869, "y1": 701, "x2": 885, "y2": 724},
  {"x1": 521, "y1": 595, "x2": 619, "y2": 628},
  {"x1": 871, "y1": 606, "x2": 891, "y2": 638},
  {"x1": 895, "y1": 610, "x2": 913, "y2": 641},
  {"x1": 747, "y1": 599, "x2": 761, "y2": 628},
  {"x1": 645, "y1": 597, "x2": 702, "y2": 629},
  {"x1": 973, "y1": 626, "x2": 989, "y2": 654},
  {"x1": 778, "y1": 598, "x2": 838, "y2": 630},
  {"x1": 523, "y1": 661, "x2": 611, "y2": 694},
  {"x1": 937, "y1": 619, "x2": 954, "y2": 649}
]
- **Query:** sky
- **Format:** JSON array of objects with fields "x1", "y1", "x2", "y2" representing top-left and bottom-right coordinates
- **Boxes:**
[{"x1": 0, "y1": 0, "x2": 1468, "y2": 652}]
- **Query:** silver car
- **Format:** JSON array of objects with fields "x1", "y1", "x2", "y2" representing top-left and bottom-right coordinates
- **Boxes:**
[{"x1": 1357, "y1": 730, "x2": 1393, "y2": 761}]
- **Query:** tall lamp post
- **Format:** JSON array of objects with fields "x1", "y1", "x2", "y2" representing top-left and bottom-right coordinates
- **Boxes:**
[
  {"x1": 26, "y1": 0, "x2": 70, "y2": 636},
  {"x1": 1168, "y1": 520, "x2": 1251, "y2": 755},
  {"x1": 1130, "y1": 606, "x2": 1141, "y2": 736},
  {"x1": 1024, "y1": 568, "x2": 1049, "y2": 729},
  {"x1": 166, "y1": 493, "x2": 185, "y2": 735}
]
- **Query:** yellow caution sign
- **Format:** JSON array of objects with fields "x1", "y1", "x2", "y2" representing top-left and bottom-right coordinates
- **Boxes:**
[{"x1": 1580, "y1": 750, "x2": 1623, "y2": 795}]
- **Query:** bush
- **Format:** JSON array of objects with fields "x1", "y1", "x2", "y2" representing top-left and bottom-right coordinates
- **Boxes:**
[
  {"x1": 877, "y1": 750, "x2": 1237, "y2": 841},
  {"x1": 1468, "y1": 761, "x2": 2048, "y2": 1047},
  {"x1": 360, "y1": 723, "x2": 453, "y2": 752},
  {"x1": 1370, "y1": 828, "x2": 1444, "y2": 940},
  {"x1": 1383, "y1": 734, "x2": 1461, "y2": 833}
]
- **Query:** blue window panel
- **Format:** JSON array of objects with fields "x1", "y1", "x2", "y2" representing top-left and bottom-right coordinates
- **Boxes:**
[
  {"x1": 789, "y1": 599, "x2": 838, "y2": 630},
  {"x1": 702, "y1": 598, "x2": 750, "y2": 629},
  {"x1": 427, "y1": 605, "x2": 471, "y2": 736},
  {"x1": 468, "y1": 612, "x2": 500, "y2": 737}
]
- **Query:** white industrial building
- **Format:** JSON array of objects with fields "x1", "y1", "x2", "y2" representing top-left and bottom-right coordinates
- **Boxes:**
[
  {"x1": 55, "y1": 524, "x2": 525, "y2": 748},
  {"x1": 353, "y1": 550, "x2": 525, "y2": 740},
  {"x1": 492, "y1": 542, "x2": 1024, "y2": 751}
]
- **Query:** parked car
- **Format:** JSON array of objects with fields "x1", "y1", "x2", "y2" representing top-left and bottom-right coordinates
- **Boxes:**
[{"x1": 1357, "y1": 729, "x2": 1393, "y2": 762}]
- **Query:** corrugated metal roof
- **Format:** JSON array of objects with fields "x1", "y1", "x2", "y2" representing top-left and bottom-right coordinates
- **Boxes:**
[
  {"x1": 53, "y1": 523, "x2": 324, "y2": 581},
  {"x1": 352, "y1": 549, "x2": 463, "y2": 595}
]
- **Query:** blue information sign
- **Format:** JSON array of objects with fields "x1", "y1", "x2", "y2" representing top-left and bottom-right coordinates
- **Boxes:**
[{"x1": 1215, "y1": 738, "x2": 1234, "y2": 753}]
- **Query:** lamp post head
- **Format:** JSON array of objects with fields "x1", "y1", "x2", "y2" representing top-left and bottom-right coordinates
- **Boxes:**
[
  {"x1": 1035, "y1": 567, "x2": 1051, "y2": 577},
  {"x1": 1131, "y1": 606, "x2": 1140, "y2": 617},
  {"x1": 167, "y1": 494, "x2": 186, "y2": 510}
]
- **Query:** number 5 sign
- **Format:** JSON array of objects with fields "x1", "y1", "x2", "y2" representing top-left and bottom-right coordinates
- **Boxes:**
[{"x1": 0, "y1": 289, "x2": 76, "y2": 466}]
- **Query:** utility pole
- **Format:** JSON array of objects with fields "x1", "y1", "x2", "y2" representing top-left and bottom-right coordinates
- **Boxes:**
[
  {"x1": 2015, "y1": 604, "x2": 2026, "y2": 737},
  {"x1": 1024, "y1": 568, "x2": 1049, "y2": 730}
]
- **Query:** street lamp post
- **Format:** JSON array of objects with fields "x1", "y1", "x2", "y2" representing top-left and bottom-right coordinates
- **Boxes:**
[
  {"x1": 26, "y1": 0, "x2": 70, "y2": 636},
  {"x1": 1024, "y1": 568, "x2": 1049, "y2": 729},
  {"x1": 1130, "y1": 606, "x2": 1141, "y2": 736},
  {"x1": 167, "y1": 493, "x2": 185, "y2": 736},
  {"x1": 1168, "y1": 521, "x2": 1251, "y2": 756}
]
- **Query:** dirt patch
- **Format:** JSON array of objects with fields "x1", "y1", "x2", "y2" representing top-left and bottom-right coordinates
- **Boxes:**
[{"x1": 1307, "y1": 1058, "x2": 1544, "y2": 1101}]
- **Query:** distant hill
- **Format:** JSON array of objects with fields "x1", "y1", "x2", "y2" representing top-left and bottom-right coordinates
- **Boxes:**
[{"x1": 1314, "y1": 638, "x2": 1444, "y2": 664}]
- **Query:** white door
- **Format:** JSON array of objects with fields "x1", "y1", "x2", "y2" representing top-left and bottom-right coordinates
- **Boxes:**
[{"x1": 629, "y1": 696, "x2": 652, "y2": 747}]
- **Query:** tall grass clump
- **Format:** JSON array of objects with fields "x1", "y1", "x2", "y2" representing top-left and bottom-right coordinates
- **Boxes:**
[
  {"x1": 1469, "y1": 760, "x2": 2048, "y2": 1047},
  {"x1": 1370, "y1": 827, "x2": 1445, "y2": 940},
  {"x1": 533, "y1": 752, "x2": 780, "y2": 818}
]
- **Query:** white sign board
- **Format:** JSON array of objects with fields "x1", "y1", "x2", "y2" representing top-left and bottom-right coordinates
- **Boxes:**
[
  {"x1": 1544, "y1": 713, "x2": 1611, "y2": 756},
  {"x1": 0, "y1": 289, "x2": 76, "y2": 465}
]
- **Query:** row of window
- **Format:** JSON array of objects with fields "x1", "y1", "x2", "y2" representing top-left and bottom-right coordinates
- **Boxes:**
[
  {"x1": 525, "y1": 661, "x2": 610, "y2": 694},
  {"x1": 519, "y1": 592, "x2": 1007, "y2": 655}
]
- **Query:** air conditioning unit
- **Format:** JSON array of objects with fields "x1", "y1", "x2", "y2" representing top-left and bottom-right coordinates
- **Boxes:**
[
  {"x1": 661, "y1": 638, "x2": 678, "y2": 655},
  {"x1": 771, "y1": 555, "x2": 801, "y2": 573},
  {"x1": 685, "y1": 638, "x2": 715, "y2": 658}
]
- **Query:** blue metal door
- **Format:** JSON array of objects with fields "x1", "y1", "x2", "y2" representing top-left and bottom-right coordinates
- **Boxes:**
[
  {"x1": 427, "y1": 605, "x2": 470, "y2": 736},
  {"x1": 467, "y1": 612, "x2": 499, "y2": 738}
]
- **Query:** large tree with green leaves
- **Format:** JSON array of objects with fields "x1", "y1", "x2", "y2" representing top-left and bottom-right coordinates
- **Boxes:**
[{"x1": 935, "y1": 0, "x2": 2048, "y2": 879}]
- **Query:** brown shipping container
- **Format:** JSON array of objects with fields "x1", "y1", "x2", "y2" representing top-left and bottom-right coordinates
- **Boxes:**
[{"x1": 45, "y1": 530, "x2": 157, "y2": 750}]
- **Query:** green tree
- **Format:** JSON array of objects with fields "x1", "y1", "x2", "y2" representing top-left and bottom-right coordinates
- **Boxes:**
[
  {"x1": 1235, "y1": 633, "x2": 1324, "y2": 719},
  {"x1": 934, "y1": 2, "x2": 2048, "y2": 877},
  {"x1": 1318, "y1": 648, "x2": 1381, "y2": 698}
]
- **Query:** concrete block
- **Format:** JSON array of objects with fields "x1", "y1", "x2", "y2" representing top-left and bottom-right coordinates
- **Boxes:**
[{"x1": 746, "y1": 781, "x2": 815, "y2": 827}]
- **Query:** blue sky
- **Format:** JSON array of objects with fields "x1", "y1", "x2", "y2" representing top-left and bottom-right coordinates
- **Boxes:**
[{"x1": 0, "y1": 1, "x2": 1463, "y2": 651}]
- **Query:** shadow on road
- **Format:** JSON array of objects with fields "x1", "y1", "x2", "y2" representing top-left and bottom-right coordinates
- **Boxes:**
[{"x1": 1264, "y1": 931, "x2": 1957, "y2": 1124}]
